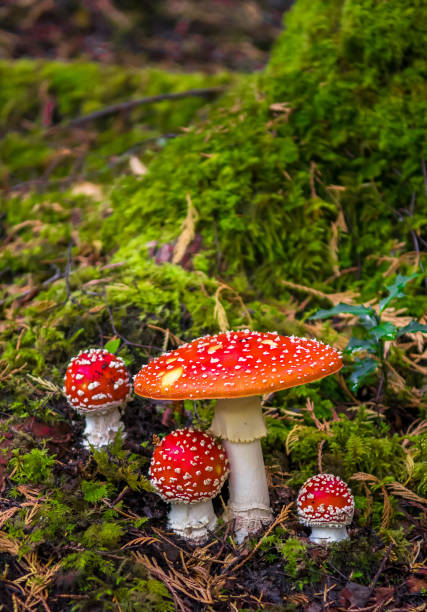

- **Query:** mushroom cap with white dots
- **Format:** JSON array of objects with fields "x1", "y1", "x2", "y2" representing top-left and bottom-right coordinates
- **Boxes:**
[
  {"x1": 64, "y1": 348, "x2": 131, "y2": 413},
  {"x1": 149, "y1": 428, "x2": 229, "y2": 504},
  {"x1": 134, "y1": 329, "x2": 342, "y2": 401},
  {"x1": 297, "y1": 473, "x2": 354, "y2": 528}
]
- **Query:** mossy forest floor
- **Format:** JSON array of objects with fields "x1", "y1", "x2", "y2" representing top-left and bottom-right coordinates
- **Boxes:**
[{"x1": 1, "y1": 0, "x2": 426, "y2": 610}]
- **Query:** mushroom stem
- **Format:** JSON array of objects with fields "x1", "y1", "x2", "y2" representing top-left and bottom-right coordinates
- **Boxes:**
[
  {"x1": 210, "y1": 396, "x2": 267, "y2": 442},
  {"x1": 309, "y1": 526, "x2": 349, "y2": 544},
  {"x1": 209, "y1": 396, "x2": 272, "y2": 542},
  {"x1": 222, "y1": 439, "x2": 272, "y2": 543},
  {"x1": 82, "y1": 406, "x2": 124, "y2": 449},
  {"x1": 168, "y1": 500, "x2": 217, "y2": 543}
]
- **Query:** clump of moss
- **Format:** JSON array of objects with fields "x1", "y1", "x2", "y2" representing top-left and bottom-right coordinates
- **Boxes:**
[
  {"x1": 102, "y1": 0, "x2": 426, "y2": 300},
  {"x1": 0, "y1": 59, "x2": 232, "y2": 185}
]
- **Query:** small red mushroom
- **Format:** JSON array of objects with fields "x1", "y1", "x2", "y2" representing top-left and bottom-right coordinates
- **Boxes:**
[
  {"x1": 149, "y1": 428, "x2": 229, "y2": 542},
  {"x1": 64, "y1": 348, "x2": 131, "y2": 448},
  {"x1": 135, "y1": 329, "x2": 342, "y2": 542},
  {"x1": 297, "y1": 473, "x2": 354, "y2": 544}
]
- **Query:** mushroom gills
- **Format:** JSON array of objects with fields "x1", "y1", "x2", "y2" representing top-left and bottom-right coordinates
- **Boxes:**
[{"x1": 309, "y1": 525, "x2": 349, "y2": 544}]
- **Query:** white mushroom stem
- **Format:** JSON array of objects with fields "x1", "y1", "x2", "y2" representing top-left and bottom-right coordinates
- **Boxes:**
[
  {"x1": 309, "y1": 526, "x2": 349, "y2": 544},
  {"x1": 80, "y1": 406, "x2": 124, "y2": 449},
  {"x1": 209, "y1": 396, "x2": 273, "y2": 541},
  {"x1": 168, "y1": 500, "x2": 217, "y2": 543},
  {"x1": 223, "y1": 439, "x2": 272, "y2": 543}
]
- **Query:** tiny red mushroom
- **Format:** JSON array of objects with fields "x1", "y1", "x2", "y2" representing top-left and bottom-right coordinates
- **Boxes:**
[
  {"x1": 297, "y1": 473, "x2": 354, "y2": 544},
  {"x1": 64, "y1": 348, "x2": 131, "y2": 448},
  {"x1": 135, "y1": 329, "x2": 342, "y2": 542},
  {"x1": 149, "y1": 428, "x2": 229, "y2": 542}
]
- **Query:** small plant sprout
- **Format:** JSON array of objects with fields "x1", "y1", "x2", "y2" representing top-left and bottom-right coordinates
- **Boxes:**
[
  {"x1": 64, "y1": 348, "x2": 131, "y2": 449},
  {"x1": 297, "y1": 474, "x2": 354, "y2": 544},
  {"x1": 309, "y1": 274, "x2": 427, "y2": 396},
  {"x1": 135, "y1": 330, "x2": 342, "y2": 543},
  {"x1": 149, "y1": 428, "x2": 229, "y2": 543}
]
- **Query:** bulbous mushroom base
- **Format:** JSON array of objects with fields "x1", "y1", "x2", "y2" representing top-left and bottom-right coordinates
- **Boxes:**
[
  {"x1": 309, "y1": 525, "x2": 349, "y2": 545},
  {"x1": 168, "y1": 500, "x2": 218, "y2": 544},
  {"x1": 228, "y1": 503, "x2": 273, "y2": 544},
  {"x1": 81, "y1": 406, "x2": 124, "y2": 449}
]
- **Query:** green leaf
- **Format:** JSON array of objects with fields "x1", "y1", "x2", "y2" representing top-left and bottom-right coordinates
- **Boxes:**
[
  {"x1": 396, "y1": 320, "x2": 427, "y2": 337},
  {"x1": 370, "y1": 321, "x2": 397, "y2": 342},
  {"x1": 349, "y1": 358, "x2": 378, "y2": 391},
  {"x1": 309, "y1": 303, "x2": 376, "y2": 320},
  {"x1": 379, "y1": 274, "x2": 419, "y2": 312},
  {"x1": 104, "y1": 338, "x2": 121, "y2": 353},
  {"x1": 345, "y1": 337, "x2": 377, "y2": 355}
]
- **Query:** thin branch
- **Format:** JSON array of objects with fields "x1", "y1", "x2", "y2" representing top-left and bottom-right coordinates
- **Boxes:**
[
  {"x1": 317, "y1": 439, "x2": 325, "y2": 473},
  {"x1": 359, "y1": 543, "x2": 393, "y2": 608},
  {"x1": 422, "y1": 158, "x2": 427, "y2": 197},
  {"x1": 102, "y1": 288, "x2": 163, "y2": 351},
  {"x1": 64, "y1": 87, "x2": 224, "y2": 128}
]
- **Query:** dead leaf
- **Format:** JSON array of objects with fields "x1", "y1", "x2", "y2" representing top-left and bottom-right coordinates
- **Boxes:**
[
  {"x1": 88, "y1": 304, "x2": 105, "y2": 314},
  {"x1": 71, "y1": 182, "x2": 103, "y2": 200},
  {"x1": 269, "y1": 102, "x2": 293, "y2": 120},
  {"x1": 406, "y1": 575, "x2": 427, "y2": 594},
  {"x1": 156, "y1": 242, "x2": 175, "y2": 264},
  {"x1": 339, "y1": 581, "x2": 370, "y2": 607},
  {"x1": 129, "y1": 156, "x2": 147, "y2": 176},
  {"x1": 172, "y1": 194, "x2": 198, "y2": 265},
  {"x1": 213, "y1": 285, "x2": 229, "y2": 332},
  {"x1": 374, "y1": 586, "x2": 395, "y2": 603}
]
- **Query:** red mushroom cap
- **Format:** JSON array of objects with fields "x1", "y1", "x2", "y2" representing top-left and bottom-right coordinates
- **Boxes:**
[
  {"x1": 64, "y1": 348, "x2": 131, "y2": 413},
  {"x1": 297, "y1": 474, "x2": 354, "y2": 527},
  {"x1": 134, "y1": 330, "x2": 342, "y2": 400},
  {"x1": 149, "y1": 429, "x2": 229, "y2": 503}
]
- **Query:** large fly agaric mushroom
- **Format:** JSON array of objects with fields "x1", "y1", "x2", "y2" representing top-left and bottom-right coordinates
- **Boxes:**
[
  {"x1": 134, "y1": 330, "x2": 342, "y2": 542},
  {"x1": 149, "y1": 428, "x2": 229, "y2": 542},
  {"x1": 297, "y1": 473, "x2": 354, "y2": 544},
  {"x1": 64, "y1": 348, "x2": 131, "y2": 449}
]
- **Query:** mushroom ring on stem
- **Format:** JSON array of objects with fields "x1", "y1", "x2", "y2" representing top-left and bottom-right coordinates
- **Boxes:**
[
  {"x1": 149, "y1": 428, "x2": 229, "y2": 543},
  {"x1": 297, "y1": 473, "x2": 354, "y2": 544},
  {"x1": 134, "y1": 329, "x2": 342, "y2": 542},
  {"x1": 64, "y1": 348, "x2": 131, "y2": 449}
]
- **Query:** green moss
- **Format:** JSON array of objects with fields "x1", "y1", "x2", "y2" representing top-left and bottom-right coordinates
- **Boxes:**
[
  {"x1": 0, "y1": 59, "x2": 232, "y2": 184},
  {"x1": 101, "y1": 0, "x2": 427, "y2": 299},
  {"x1": 82, "y1": 522, "x2": 123, "y2": 549},
  {"x1": 9, "y1": 447, "x2": 56, "y2": 485}
]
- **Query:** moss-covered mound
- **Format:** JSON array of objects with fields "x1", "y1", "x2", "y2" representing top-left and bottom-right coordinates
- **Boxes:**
[{"x1": 102, "y1": 0, "x2": 427, "y2": 296}]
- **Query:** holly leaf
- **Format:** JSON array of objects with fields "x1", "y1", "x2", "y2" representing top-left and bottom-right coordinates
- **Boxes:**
[
  {"x1": 349, "y1": 358, "x2": 378, "y2": 391},
  {"x1": 104, "y1": 338, "x2": 121, "y2": 353},
  {"x1": 309, "y1": 303, "x2": 377, "y2": 321},
  {"x1": 345, "y1": 337, "x2": 377, "y2": 355},
  {"x1": 379, "y1": 273, "x2": 418, "y2": 313},
  {"x1": 396, "y1": 320, "x2": 427, "y2": 337},
  {"x1": 370, "y1": 321, "x2": 397, "y2": 342}
]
